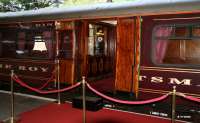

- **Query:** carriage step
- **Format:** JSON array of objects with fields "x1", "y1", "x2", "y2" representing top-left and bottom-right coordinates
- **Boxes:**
[{"x1": 72, "y1": 96, "x2": 103, "y2": 111}]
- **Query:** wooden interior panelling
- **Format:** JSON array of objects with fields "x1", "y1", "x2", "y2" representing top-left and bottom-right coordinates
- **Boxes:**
[
  {"x1": 59, "y1": 59, "x2": 74, "y2": 84},
  {"x1": 115, "y1": 18, "x2": 135, "y2": 92},
  {"x1": 163, "y1": 27, "x2": 200, "y2": 64},
  {"x1": 107, "y1": 26, "x2": 117, "y2": 73}
]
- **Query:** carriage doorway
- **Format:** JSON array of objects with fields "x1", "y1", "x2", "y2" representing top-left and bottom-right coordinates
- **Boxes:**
[{"x1": 86, "y1": 21, "x2": 117, "y2": 80}]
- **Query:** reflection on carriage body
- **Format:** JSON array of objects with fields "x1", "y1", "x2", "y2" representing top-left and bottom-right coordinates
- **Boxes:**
[{"x1": 0, "y1": 0, "x2": 200, "y2": 103}]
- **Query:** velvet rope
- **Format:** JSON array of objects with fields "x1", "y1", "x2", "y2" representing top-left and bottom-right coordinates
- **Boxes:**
[
  {"x1": 38, "y1": 68, "x2": 57, "y2": 90},
  {"x1": 86, "y1": 82, "x2": 170, "y2": 105},
  {"x1": 13, "y1": 75, "x2": 81, "y2": 94},
  {"x1": 38, "y1": 73, "x2": 55, "y2": 90},
  {"x1": 177, "y1": 93, "x2": 200, "y2": 103}
]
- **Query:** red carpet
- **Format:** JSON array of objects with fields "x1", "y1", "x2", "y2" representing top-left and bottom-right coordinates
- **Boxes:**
[{"x1": 17, "y1": 103, "x2": 184, "y2": 123}]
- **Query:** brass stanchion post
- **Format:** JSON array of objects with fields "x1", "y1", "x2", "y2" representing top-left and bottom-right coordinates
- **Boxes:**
[
  {"x1": 4, "y1": 70, "x2": 18, "y2": 123},
  {"x1": 55, "y1": 22, "x2": 61, "y2": 104},
  {"x1": 82, "y1": 76, "x2": 86, "y2": 123},
  {"x1": 10, "y1": 70, "x2": 15, "y2": 123},
  {"x1": 57, "y1": 59, "x2": 61, "y2": 105},
  {"x1": 172, "y1": 86, "x2": 176, "y2": 123}
]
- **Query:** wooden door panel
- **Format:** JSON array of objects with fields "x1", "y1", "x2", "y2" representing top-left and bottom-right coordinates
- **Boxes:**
[
  {"x1": 115, "y1": 18, "x2": 135, "y2": 92},
  {"x1": 59, "y1": 59, "x2": 74, "y2": 84}
]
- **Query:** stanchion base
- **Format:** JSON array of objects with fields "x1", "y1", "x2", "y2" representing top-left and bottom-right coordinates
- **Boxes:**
[
  {"x1": 3, "y1": 117, "x2": 20, "y2": 123},
  {"x1": 54, "y1": 100, "x2": 64, "y2": 105}
]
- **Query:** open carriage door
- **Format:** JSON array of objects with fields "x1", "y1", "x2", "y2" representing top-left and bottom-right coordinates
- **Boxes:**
[
  {"x1": 55, "y1": 21, "x2": 75, "y2": 85},
  {"x1": 75, "y1": 20, "x2": 117, "y2": 93},
  {"x1": 74, "y1": 21, "x2": 88, "y2": 80},
  {"x1": 115, "y1": 17, "x2": 141, "y2": 98}
]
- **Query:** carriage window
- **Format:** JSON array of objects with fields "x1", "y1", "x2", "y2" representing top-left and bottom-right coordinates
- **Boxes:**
[
  {"x1": 153, "y1": 24, "x2": 200, "y2": 65},
  {"x1": 0, "y1": 23, "x2": 55, "y2": 59},
  {"x1": 16, "y1": 30, "x2": 54, "y2": 59},
  {"x1": 59, "y1": 30, "x2": 73, "y2": 59},
  {"x1": 0, "y1": 28, "x2": 17, "y2": 58},
  {"x1": 193, "y1": 26, "x2": 200, "y2": 37}
]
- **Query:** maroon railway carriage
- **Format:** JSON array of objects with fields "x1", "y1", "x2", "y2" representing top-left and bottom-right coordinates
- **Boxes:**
[{"x1": 0, "y1": 0, "x2": 200, "y2": 109}]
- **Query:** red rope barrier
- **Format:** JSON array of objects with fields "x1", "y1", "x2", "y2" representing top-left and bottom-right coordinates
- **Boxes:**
[
  {"x1": 38, "y1": 68, "x2": 57, "y2": 90},
  {"x1": 13, "y1": 75, "x2": 81, "y2": 94},
  {"x1": 86, "y1": 83, "x2": 170, "y2": 105},
  {"x1": 38, "y1": 73, "x2": 55, "y2": 90},
  {"x1": 177, "y1": 93, "x2": 200, "y2": 103},
  {"x1": 13, "y1": 69, "x2": 56, "y2": 90}
]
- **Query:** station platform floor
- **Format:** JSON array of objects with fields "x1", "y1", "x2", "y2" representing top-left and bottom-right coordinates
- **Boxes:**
[{"x1": 0, "y1": 90, "x2": 187, "y2": 123}]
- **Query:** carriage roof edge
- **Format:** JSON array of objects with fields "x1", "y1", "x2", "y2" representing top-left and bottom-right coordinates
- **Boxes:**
[{"x1": 0, "y1": 0, "x2": 200, "y2": 23}]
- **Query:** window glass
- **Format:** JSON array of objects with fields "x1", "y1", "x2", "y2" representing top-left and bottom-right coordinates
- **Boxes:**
[
  {"x1": 0, "y1": 22, "x2": 55, "y2": 59},
  {"x1": 174, "y1": 26, "x2": 189, "y2": 37},
  {"x1": 192, "y1": 26, "x2": 200, "y2": 37},
  {"x1": 59, "y1": 30, "x2": 73, "y2": 59},
  {"x1": 153, "y1": 26, "x2": 173, "y2": 64},
  {"x1": 153, "y1": 24, "x2": 200, "y2": 65},
  {"x1": 0, "y1": 28, "x2": 17, "y2": 58}
]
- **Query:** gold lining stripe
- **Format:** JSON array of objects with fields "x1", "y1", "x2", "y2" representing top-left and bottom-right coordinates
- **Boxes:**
[
  {"x1": 141, "y1": 66, "x2": 200, "y2": 73},
  {"x1": 0, "y1": 73, "x2": 51, "y2": 81},
  {"x1": 0, "y1": 58, "x2": 55, "y2": 64},
  {"x1": 139, "y1": 88, "x2": 200, "y2": 98}
]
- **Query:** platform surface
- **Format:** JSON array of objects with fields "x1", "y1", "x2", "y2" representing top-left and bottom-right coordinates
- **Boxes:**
[{"x1": 0, "y1": 90, "x2": 52, "y2": 121}]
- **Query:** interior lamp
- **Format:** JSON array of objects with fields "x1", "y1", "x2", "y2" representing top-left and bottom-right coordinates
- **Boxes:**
[
  {"x1": 96, "y1": 28, "x2": 104, "y2": 35},
  {"x1": 33, "y1": 42, "x2": 47, "y2": 51}
]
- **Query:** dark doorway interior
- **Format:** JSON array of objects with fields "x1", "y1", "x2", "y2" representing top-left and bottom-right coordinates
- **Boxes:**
[
  {"x1": 87, "y1": 21, "x2": 116, "y2": 79},
  {"x1": 86, "y1": 20, "x2": 117, "y2": 92}
]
